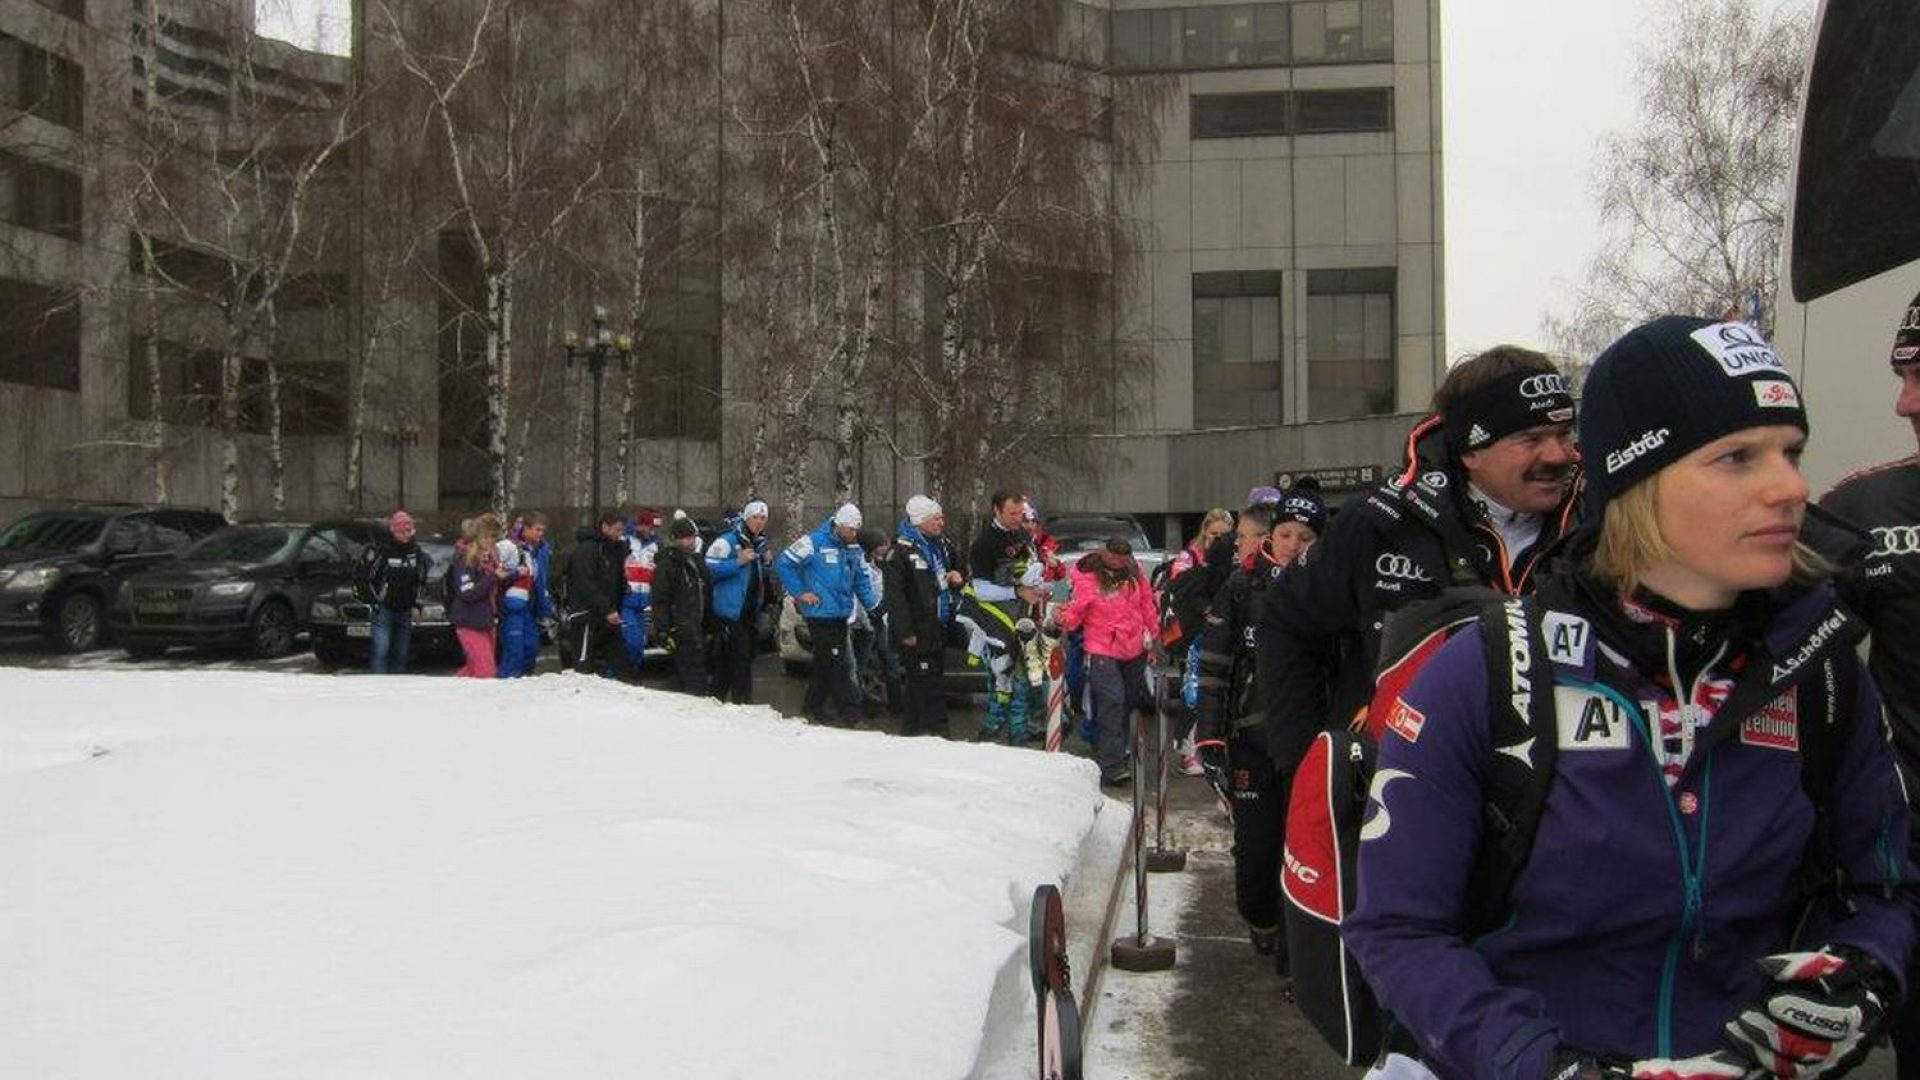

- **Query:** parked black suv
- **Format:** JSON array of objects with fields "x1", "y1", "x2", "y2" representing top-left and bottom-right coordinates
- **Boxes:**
[
  {"x1": 308, "y1": 532, "x2": 458, "y2": 669},
  {"x1": 0, "y1": 505, "x2": 226, "y2": 651},
  {"x1": 113, "y1": 520, "x2": 383, "y2": 659}
]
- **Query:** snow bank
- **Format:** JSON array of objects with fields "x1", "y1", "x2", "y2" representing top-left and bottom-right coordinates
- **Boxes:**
[{"x1": 0, "y1": 670, "x2": 1111, "y2": 1078}]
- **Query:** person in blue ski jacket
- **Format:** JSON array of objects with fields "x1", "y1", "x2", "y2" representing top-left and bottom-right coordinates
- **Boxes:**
[
  {"x1": 777, "y1": 503, "x2": 880, "y2": 726},
  {"x1": 496, "y1": 511, "x2": 553, "y2": 678},
  {"x1": 705, "y1": 500, "x2": 771, "y2": 703},
  {"x1": 1345, "y1": 317, "x2": 1916, "y2": 1080},
  {"x1": 619, "y1": 508, "x2": 663, "y2": 678}
]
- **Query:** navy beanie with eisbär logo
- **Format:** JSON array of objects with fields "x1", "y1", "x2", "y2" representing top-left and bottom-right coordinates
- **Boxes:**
[{"x1": 1578, "y1": 316, "x2": 1809, "y2": 510}]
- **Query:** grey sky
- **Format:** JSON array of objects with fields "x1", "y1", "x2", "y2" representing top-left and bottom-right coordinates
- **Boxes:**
[{"x1": 252, "y1": 0, "x2": 1817, "y2": 362}]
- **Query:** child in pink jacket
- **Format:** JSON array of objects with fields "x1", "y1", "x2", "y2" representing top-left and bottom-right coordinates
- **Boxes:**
[{"x1": 1056, "y1": 537, "x2": 1159, "y2": 786}]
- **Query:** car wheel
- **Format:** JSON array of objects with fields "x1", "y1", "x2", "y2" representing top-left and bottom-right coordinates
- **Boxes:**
[
  {"x1": 249, "y1": 600, "x2": 296, "y2": 659},
  {"x1": 783, "y1": 660, "x2": 809, "y2": 678},
  {"x1": 48, "y1": 592, "x2": 103, "y2": 653}
]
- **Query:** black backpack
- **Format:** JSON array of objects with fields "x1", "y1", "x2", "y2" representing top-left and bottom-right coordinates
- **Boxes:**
[{"x1": 1282, "y1": 592, "x2": 1861, "y2": 1066}]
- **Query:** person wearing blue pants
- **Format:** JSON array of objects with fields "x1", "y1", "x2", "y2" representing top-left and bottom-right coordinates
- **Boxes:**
[
  {"x1": 496, "y1": 511, "x2": 553, "y2": 678},
  {"x1": 619, "y1": 508, "x2": 662, "y2": 678}
]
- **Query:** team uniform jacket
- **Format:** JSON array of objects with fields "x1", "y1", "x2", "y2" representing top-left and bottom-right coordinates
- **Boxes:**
[
  {"x1": 1822, "y1": 455, "x2": 1920, "y2": 777},
  {"x1": 500, "y1": 538, "x2": 553, "y2": 618},
  {"x1": 704, "y1": 524, "x2": 768, "y2": 622},
  {"x1": 776, "y1": 518, "x2": 879, "y2": 621},
  {"x1": 1194, "y1": 550, "x2": 1288, "y2": 740},
  {"x1": 1344, "y1": 568, "x2": 1915, "y2": 1080},
  {"x1": 650, "y1": 545, "x2": 707, "y2": 645},
  {"x1": 1057, "y1": 554, "x2": 1158, "y2": 662},
  {"x1": 622, "y1": 533, "x2": 658, "y2": 611},
  {"x1": 361, "y1": 539, "x2": 433, "y2": 613},
  {"x1": 563, "y1": 532, "x2": 626, "y2": 621},
  {"x1": 967, "y1": 520, "x2": 1039, "y2": 603},
  {"x1": 883, "y1": 523, "x2": 957, "y2": 657},
  {"x1": 1260, "y1": 417, "x2": 1579, "y2": 765}
]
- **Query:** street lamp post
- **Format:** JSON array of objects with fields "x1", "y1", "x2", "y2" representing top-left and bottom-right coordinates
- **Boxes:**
[
  {"x1": 387, "y1": 423, "x2": 420, "y2": 508},
  {"x1": 561, "y1": 305, "x2": 634, "y2": 523}
]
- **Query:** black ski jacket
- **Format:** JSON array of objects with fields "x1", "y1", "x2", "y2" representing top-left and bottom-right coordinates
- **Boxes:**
[
  {"x1": 361, "y1": 538, "x2": 432, "y2": 613},
  {"x1": 1258, "y1": 415, "x2": 1580, "y2": 769},
  {"x1": 1822, "y1": 454, "x2": 1920, "y2": 775},
  {"x1": 1193, "y1": 550, "x2": 1288, "y2": 743},
  {"x1": 564, "y1": 531, "x2": 627, "y2": 621},
  {"x1": 884, "y1": 527, "x2": 957, "y2": 658},
  {"x1": 651, "y1": 544, "x2": 708, "y2": 645}
]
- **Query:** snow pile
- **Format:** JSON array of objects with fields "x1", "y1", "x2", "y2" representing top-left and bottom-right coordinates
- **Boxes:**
[{"x1": 0, "y1": 670, "x2": 1114, "y2": 1078}]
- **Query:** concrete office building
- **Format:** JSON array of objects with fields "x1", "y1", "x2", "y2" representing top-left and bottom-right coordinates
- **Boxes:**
[{"x1": 1059, "y1": 0, "x2": 1445, "y2": 540}]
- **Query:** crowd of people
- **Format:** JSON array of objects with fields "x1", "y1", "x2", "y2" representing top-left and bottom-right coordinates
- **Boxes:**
[{"x1": 344, "y1": 301, "x2": 1920, "y2": 1080}]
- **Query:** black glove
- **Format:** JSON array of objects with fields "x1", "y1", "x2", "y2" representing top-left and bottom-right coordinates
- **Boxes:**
[
  {"x1": 1546, "y1": 1047, "x2": 1753, "y2": 1080},
  {"x1": 1726, "y1": 945, "x2": 1894, "y2": 1079}
]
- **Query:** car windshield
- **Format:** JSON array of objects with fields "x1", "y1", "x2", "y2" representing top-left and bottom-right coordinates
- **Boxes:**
[
  {"x1": 0, "y1": 514, "x2": 106, "y2": 551},
  {"x1": 1049, "y1": 520, "x2": 1152, "y2": 554},
  {"x1": 184, "y1": 526, "x2": 298, "y2": 564}
]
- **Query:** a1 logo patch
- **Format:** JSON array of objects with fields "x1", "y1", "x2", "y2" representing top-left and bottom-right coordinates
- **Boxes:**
[
  {"x1": 1741, "y1": 689, "x2": 1799, "y2": 751},
  {"x1": 1542, "y1": 612, "x2": 1592, "y2": 669},
  {"x1": 1385, "y1": 698, "x2": 1426, "y2": 744},
  {"x1": 1555, "y1": 686, "x2": 1631, "y2": 751}
]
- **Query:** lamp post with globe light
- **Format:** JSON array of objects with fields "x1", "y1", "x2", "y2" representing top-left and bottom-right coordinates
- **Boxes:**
[{"x1": 561, "y1": 305, "x2": 634, "y2": 522}]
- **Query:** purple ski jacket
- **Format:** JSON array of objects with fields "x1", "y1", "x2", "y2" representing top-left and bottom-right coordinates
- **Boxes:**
[{"x1": 1344, "y1": 578, "x2": 1914, "y2": 1080}]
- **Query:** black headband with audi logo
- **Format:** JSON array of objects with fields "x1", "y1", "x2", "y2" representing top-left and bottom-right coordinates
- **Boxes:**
[{"x1": 1443, "y1": 369, "x2": 1576, "y2": 455}]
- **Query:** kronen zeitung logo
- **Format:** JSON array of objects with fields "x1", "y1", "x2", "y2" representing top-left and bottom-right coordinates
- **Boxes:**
[{"x1": 1605, "y1": 427, "x2": 1671, "y2": 474}]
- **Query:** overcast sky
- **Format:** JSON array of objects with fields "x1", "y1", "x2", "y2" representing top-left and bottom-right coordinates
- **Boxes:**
[{"x1": 251, "y1": 0, "x2": 1818, "y2": 361}]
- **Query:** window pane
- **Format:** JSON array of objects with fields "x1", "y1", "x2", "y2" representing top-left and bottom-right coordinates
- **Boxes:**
[
  {"x1": 1292, "y1": 4, "x2": 1327, "y2": 62},
  {"x1": 1251, "y1": 296, "x2": 1280, "y2": 363},
  {"x1": 1191, "y1": 92, "x2": 1290, "y2": 138},
  {"x1": 1361, "y1": 0, "x2": 1394, "y2": 59},
  {"x1": 1193, "y1": 297, "x2": 1223, "y2": 363},
  {"x1": 1183, "y1": 7, "x2": 1219, "y2": 67},
  {"x1": 1254, "y1": 4, "x2": 1290, "y2": 63},
  {"x1": 1295, "y1": 88, "x2": 1393, "y2": 133},
  {"x1": 0, "y1": 275, "x2": 80, "y2": 392},
  {"x1": 1790, "y1": 0, "x2": 1920, "y2": 300},
  {"x1": 1112, "y1": 11, "x2": 1150, "y2": 68},
  {"x1": 1222, "y1": 297, "x2": 1252, "y2": 362},
  {"x1": 1219, "y1": 5, "x2": 1255, "y2": 66},
  {"x1": 1151, "y1": 9, "x2": 1184, "y2": 67},
  {"x1": 1306, "y1": 295, "x2": 1335, "y2": 361},
  {"x1": 1325, "y1": 0, "x2": 1361, "y2": 60},
  {"x1": 1334, "y1": 295, "x2": 1365, "y2": 360},
  {"x1": 1364, "y1": 293, "x2": 1393, "y2": 358}
]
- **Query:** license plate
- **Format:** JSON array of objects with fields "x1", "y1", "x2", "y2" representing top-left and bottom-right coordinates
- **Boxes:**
[
  {"x1": 346, "y1": 624, "x2": 371, "y2": 638},
  {"x1": 137, "y1": 603, "x2": 183, "y2": 616}
]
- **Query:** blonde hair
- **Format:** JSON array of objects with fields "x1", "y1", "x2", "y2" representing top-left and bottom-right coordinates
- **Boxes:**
[
  {"x1": 1192, "y1": 508, "x2": 1233, "y2": 547},
  {"x1": 1592, "y1": 475, "x2": 1827, "y2": 597},
  {"x1": 465, "y1": 512, "x2": 504, "y2": 568}
]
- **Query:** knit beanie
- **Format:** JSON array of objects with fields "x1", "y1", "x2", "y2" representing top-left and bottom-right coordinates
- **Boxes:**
[
  {"x1": 1246, "y1": 485, "x2": 1282, "y2": 507},
  {"x1": 1579, "y1": 316, "x2": 1809, "y2": 509},
  {"x1": 1892, "y1": 290, "x2": 1920, "y2": 367},
  {"x1": 668, "y1": 516, "x2": 698, "y2": 541},
  {"x1": 832, "y1": 503, "x2": 863, "y2": 529},
  {"x1": 906, "y1": 495, "x2": 942, "y2": 526},
  {"x1": 1278, "y1": 485, "x2": 1328, "y2": 534},
  {"x1": 742, "y1": 499, "x2": 769, "y2": 520}
]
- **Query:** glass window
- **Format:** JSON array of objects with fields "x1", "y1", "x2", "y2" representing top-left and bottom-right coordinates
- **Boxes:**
[
  {"x1": 1790, "y1": 0, "x2": 1920, "y2": 301},
  {"x1": 1193, "y1": 273, "x2": 1283, "y2": 425},
  {"x1": 299, "y1": 531, "x2": 345, "y2": 565},
  {"x1": 1325, "y1": 0, "x2": 1362, "y2": 61},
  {"x1": 1112, "y1": 10, "x2": 1151, "y2": 68},
  {"x1": 1254, "y1": 5, "x2": 1290, "y2": 64},
  {"x1": 0, "y1": 275, "x2": 80, "y2": 392},
  {"x1": 1222, "y1": 297, "x2": 1253, "y2": 362},
  {"x1": 1291, "y1": 3, "x2": 1327, "y2": 62},
  {"x1": 1361, "y1": 0, "x2": 1394, "y2": 59},
  {"x1": 1151, "y1": 9, "x2": 1184, "y2": 68},
  {"x1": 1307, "y1": 269, "x2": 1395, "y2": 420},
  {"x1": 1251, "y1": 296, "x2": 1281, "y2": 363},
  {"x1": 1182, "y1": 7, "x2": 1219, "y2": 67},
  {"x1": 0, "y1": 151, "x2": 83, "y2": 240},
  {"x1": 103, "y1": 518, "x2": 147, "y2": 555},
  {"x1": 1295, "y1": 88, "x2": 1393, "y2": 133},
  {"x1": 1193, "y1": 297, "x2": 1223, "y2": 362},
  {"x1": 0, "y1": 34, "x2": 85, "y2": 130},
  {"x1": 1192, "y1": 92, "x2": 1291, "y2": 138},
  {"x1": 1219, "y1": 5, "x2": 1256, "y2": 66}
]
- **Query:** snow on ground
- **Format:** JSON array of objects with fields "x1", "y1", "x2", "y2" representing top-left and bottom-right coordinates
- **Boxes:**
[{"x1": 0, "y1": 669, "x2": 1120, "y2": 1078}]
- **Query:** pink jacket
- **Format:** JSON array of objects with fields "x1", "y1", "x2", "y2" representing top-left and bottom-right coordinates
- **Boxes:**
[{"x1": 1058, "y1": 558, "x2": 1158, "y2": 661}]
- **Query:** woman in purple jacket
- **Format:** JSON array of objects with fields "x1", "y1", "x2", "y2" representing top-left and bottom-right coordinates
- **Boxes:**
[
  {"x1": 1346, "y1": 318, "x2": 1915, "y2": 1080},
  {"x1": 451, "y1": 513, "x2": 504, "y2": 678}
]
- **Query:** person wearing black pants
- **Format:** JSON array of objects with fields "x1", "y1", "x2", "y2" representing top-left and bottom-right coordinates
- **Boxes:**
[
  {"x1": 802, "y1": 616, "x2": 860, "y2": 725},
  {"x1": 652, "y1": 515, "x2": 709, "y2": 694},
  {"x1": 705, "y1": 502, "x2": 771, "y2": 704},
  {"x1": 777, "y1": 503, "x2": 880, "y2": 727},
  {"x1": 884, "y1": 495, "x2": 964, "y2": 737}
]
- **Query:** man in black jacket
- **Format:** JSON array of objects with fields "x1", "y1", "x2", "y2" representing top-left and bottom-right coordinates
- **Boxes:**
[
  {"x1": 1260, "y1": 346, "x2": 1581, "y2": 776},
  {"x1": 563, "y1": 512, "x2": 628, "y2": 677},
  {"x1": 652, "y1": 514, "x2": 710, "y2": 693},
  {"x1": 362, "y1": 509, "x2": 433, "y2": 674},
  {"x1": 1818, "y1": 292, "x2": 1920, "y2": 1079},
  {"x1": 885, "y1": 495, "x2": 964, "y2": 737}
]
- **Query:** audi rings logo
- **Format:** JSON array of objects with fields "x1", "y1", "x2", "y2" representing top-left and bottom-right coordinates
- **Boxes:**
[
  {"x1": 1375, "y1": 553, "x2": 1433, "y2": 583},
  {"x1": 1871, "y1": 526, "x2": 1920, "y2": 557},
  {"x1": 1421, "y1": 471, "x2": 1449, "y2": 490},
  {"x1": 1519, "y1": 373, "x2": 1571, "y2": 399}
]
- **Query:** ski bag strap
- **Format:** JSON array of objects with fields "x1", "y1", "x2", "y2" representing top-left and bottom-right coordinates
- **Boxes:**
[{"x1": 1463, "y1": 596, "x2": 1559, "y2": 937}]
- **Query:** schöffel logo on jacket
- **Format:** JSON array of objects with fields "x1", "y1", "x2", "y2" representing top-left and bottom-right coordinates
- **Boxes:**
[
  {"x1": 1770, "y1": 610, "x2": 1848, "y2": 683},
  {"x1": 1605, "y1": 428, "x2": 1671, "y2": 474},
  {"x1": 1374, "y1": 553, "x2": 1433, "y2": 583},
  {"x1": 1740, "y1": 690, "x2": 1800, "y2": 751}
]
